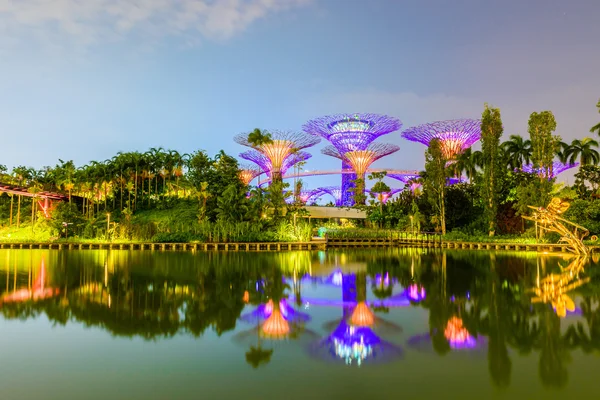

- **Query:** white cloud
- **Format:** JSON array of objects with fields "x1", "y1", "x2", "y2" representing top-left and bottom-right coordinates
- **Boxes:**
[{"x1": 0, "y1": 0, "x2": 311, "y2": 49}]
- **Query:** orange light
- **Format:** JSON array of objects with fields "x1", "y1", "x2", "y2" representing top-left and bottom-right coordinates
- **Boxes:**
[
  {"x1": 243, "y1": 291, "x2": 250, "y2": 303},
  {"x1": 444, "y1": 317, "x2": 471, "y2": 343},
  {"x1": 262, "y1": 309, "x2": 290, "y2": 337},
  {"x1": 350, "y1": 302, "x2": 375, "y2": 327},
  {"x1": 259, "y1": 140, "x2": 295, "y2": 174}
]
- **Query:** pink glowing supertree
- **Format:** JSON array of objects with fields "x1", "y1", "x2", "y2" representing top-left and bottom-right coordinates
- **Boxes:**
[
  {"x1": 401, "y1": 119, "x2": 481, "y2": 159},
  {"x1": 235, "y1": 130, "x2": 320, "y2": 183},
  {"x1": 239, "y1": 149, "x2": 312, "y2": 180},
  {"x1": 520, "y1": 161, "x2": 579, "y2": 179},
  {"x1": 322, "y1": 143, "x2": 399, "y2": 204}
]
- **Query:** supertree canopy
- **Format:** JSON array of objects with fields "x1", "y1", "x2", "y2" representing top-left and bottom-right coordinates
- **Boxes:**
[
  {"x1": 387, "y1": 173, "x2": 421, "y2": 183},
  {"x1": 285, "y1": 189, "x2": 323, "y2": 205},
  {"x1": 401, "y1": 119, "x2": 481, "y2": 159},
  {"x1": 322, "y1": 143, "x2": 400, "y2": 176},
  {"x1": 303, "y1": 113, "x2": 402, "y2": 151},
  {"x1": 520, "y1": 161, "x2": 579, "y2": 178},
  {"x1": 239, "y1": 149, "x2": 312, "y2": 179},
  {"x1": 238, "y1": 164, "x2": 262, "y2": 186},
  {"x1": 234, "y1": 130, "x2": 320, "y2": 183},
  {"x1": 303, "y1": 113, "x2": 402, "y2": 206},
  {"x1": 366, "y1": 188, "x2": 403, "y2": 203},
  {"x1": 317, "y1": 186, "x2": 345, "y2": 206}
]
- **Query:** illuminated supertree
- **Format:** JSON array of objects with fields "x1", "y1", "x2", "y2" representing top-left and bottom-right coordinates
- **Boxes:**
[
  {"x1": 520, "y1": 161, "x2": 579, "y2": 179},
  {"x1": 235, "y1": 130, "x2": 320, "y2": 184},
  {"x1": 317, "y1": 186, "x2": 345, "y2": 206},
  {"x1": 322, "y1": 143, "x2": 400, "y2": 205},
  {"x1": 285, "y1": 189, "x2": 323, "y2": 205},
  {"x1": 303, "y1": 113, "x2": 402, "y2": 206},
  {"x1": 238, "y1": 164, "x2": 262, "y2": 186},
  {"x1": 366, "y1": 188, "x2": 403, "y2": 203},
  {"x1": 239, "y1": 149, "x2": 312, "y2": 180},
  {"x1": 401, "y1": 119, "x2": 481, "y2": 159},
  {"x1": 387, "y1": 173, "x2": 422, "y2": 192}
]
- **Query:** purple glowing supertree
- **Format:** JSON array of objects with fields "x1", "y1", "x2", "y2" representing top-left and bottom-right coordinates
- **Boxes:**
[
  {"x1": 322, "y1": 143, "x2": 400, "y2": 205},
  {"x1": 387, "y1": 173, "x2": 422, "y2": 192},
  {"x1": 285, "y1": 189, "x2": 323, "y2": 205},
  {"x1": 235, "y1": 130, "x2": 320, "y2": 183},
  {"x1": 240, "y1": 149, "x2": 312, "y2": 179},
  {"x1": 317, "y1": 186, "x2": 345, "y2": 206},
  {"x1": 401, "y1": 119, "x2": 481, "y2": 159},
  {"x1": 520, "y1": 161, "x2": 579, "y2": 178},
  {"x1": 303, "y1": 114, "x2": 402, "y2": 206}
]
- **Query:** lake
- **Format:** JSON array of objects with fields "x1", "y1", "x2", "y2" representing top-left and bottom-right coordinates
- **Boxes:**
[{"x1": 0, "y1": 248, "x2": 598, "y2": 400}]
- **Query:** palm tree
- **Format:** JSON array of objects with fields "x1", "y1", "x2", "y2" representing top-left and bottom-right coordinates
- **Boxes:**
[
  {"x1": 247, "y1": 128, "x2": 273, "y2": 147},
  {"x1": 555, "y1": 141, "x2": 570, "y2": 163},
  {"x1": 565, "y1": 137, "x2": 600, "y2": 166},
  {"x1": 454, "y1": 148, "x2": 483, "y2": 183},
  {"x1": 502, "y1": 135, "x2": 532, "y2": 170},
  {"x1": 590, "y1": 98, "x2": 600, "y2": 136}
]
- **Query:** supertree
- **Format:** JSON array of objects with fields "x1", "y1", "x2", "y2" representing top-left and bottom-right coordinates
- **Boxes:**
[
  {"x1": 238, "y1": 164, "x2": 263, "y2": 186},
  {"x1": 366, "y1": 187, "x2": 403, "y2": 203},
  {"x1": 285, "y1": 189, "x2": 323, "y2": 205},
  {"x1": 235, "y1": 130, "x2": 320, "y2": 184},
  {"x1": 322, "y1": 143, "x2": 400, "y2": 205},
  {"x1": 239, "y1": 149, "x2": 312, "y2": 181},
  {"x1": 520, "y1": 161, "x2": 579, "y2": 179},
  {"x1": 401, "y1": 119, "x2": 481, "y2": 160},
  {"x1": 316, "y1": 186, "x2": 344, "y2": 206},
  {"x1": 303, "y1": 113, "x2": 402, "y2": 206}
]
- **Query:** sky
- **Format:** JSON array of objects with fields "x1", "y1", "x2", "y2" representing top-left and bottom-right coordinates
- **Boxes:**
[{"x1": 1, "y1": 0, "x2": 599, "y2": 189}]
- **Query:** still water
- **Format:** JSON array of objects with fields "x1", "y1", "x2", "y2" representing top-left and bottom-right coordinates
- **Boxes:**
[{"x1": 0, "y1": 248, "x2": 599, "y2": 400}]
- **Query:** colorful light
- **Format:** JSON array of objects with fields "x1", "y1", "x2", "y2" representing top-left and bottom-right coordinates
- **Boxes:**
[
  {"x1": 235, "y1": 130, "x2": 320, "y2": 182},
  {"x1": 350, "y1": 302, "x2": 375, "y2": 327},
  {"x1": 238, "y1": 165, "x2": 262, "y2": 185},
  {"x1": 239, "y1": 149, "x2": 312, "y2": 178},
  {"x1": 401, "y1": 119, "x2": 481, "y2": 159},
  {"x1": 262, "y1": 308, "x2": 290, "y2": 338},
  {"x1": 316, "y1": 186, "x2": 345, "y2": 206},
  {"x1": 406, "y1": 284, "x2": 426, "y2": 302},
  {"x1": 303, "y1": 113, "x2": 402, "y2": 206},
  {"x1": 444, "y1": 317, "x2": 476, "y2": 349},
  {"x1": 520, "y1": 161, "x2": 579, "y2": 178}
]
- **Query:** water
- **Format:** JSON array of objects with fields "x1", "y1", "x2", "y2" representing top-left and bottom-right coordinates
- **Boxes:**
[{"x1": 0, "y1": 248, "x2": 599, "y2": 400}]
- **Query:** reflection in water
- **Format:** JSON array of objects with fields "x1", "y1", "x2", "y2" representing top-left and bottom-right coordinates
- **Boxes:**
[
  {"x1": 530, "y1": 256, "x2": 589, "y2": 317},
  {"x1": 1, "y1": 248, "x2": 599, "y2": 392}
]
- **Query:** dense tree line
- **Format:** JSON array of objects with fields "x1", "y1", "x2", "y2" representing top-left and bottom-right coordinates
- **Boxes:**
[{"x1": 367, "y1": 99, "x2": 600, "y2": 237}]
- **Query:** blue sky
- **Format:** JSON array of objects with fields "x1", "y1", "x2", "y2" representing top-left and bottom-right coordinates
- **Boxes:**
[{"x1": 1, "y1": 0, "x2": 599, "y2": 188}]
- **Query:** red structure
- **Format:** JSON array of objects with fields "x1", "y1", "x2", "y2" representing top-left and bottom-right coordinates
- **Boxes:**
[{"x1": 0, "y1": 182, "x2": 69, "y2": 218}]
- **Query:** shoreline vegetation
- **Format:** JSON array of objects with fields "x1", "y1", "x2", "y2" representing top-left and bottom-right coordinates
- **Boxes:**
[{"x1": 1, "y1": 102, "x2": 600, "y2": 246}]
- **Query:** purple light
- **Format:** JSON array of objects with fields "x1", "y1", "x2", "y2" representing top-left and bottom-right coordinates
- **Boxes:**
[
  {"x1": 285, "y1": 189, "x2": 324, "y2": 204},
  {"x1": 240, "y1": 149, "x2": 312, "y2": 177},
  {"x1": 303, "y1": 113, "x2": 402, "y2": 151},
  {"x1": 303, "y1": 113, "x2": 402, "y2": 206},
  {"x1": 406, "y1": 284, "x2": 426, "y2": 302},
  {"x1": 239, "y1": 298, "x2": 311, "y2": 324},
  {"x1": 366, "y1": 188, "x2": 403, "y2": 203},
  {"x1": 401, "y1": 119, "x2": 481, "y2": 159},
  {"x1": 316, "y1": 186, "x2": 346, "y2": 206},
  {"x1": 519, "y1": 161, "x2": 579, "y2": 178}
]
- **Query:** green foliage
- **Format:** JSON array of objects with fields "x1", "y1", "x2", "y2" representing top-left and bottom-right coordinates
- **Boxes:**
[
  {"x1": 528, "y1": 111, "x2": 560, "y2": 176},
  {"x1": 216, "y1": 183, "x2": 248, "y2": 223},
  {"x1": 563, "y1": 199, "x2": 600, "y2": 235},
  {"x1": 50, "y1": 202, "x2": 87, "y2": 238},
  {"x1": 481, "y1": 104, "x2": 504, "y2": 236},
  {"x1": 424, "y1": 138, "x2": 447, "y2": 234}
]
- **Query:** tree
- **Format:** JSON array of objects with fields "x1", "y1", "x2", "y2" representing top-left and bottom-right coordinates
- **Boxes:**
[
  {"x1": 502, "y1": 135, "x2": 531, "y2": 170},
  {"x1": 565, "y1": 137, "x2": 600, "y2": 166},
  {"x1": 424, "y1": 139, "x2": 447, "y2": 234},
  {"x1": 368, "y1": 171, "x2": 390, "y2": 219},
  {"x1": 481, "y1": 104, "x2": 504, "y2": 236},
  {"x1": 591, "y1": 98, "x2": 600, "y2": 136},
  {"x1": 216, "y1": 184, "x2": 248, "y2": 223},
  {"x1": 247, "y1": 128, "x2": 273, "y2": 147},
  {"x1": 528, "y1": 111, "x2": 560, "y2": 179}
]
